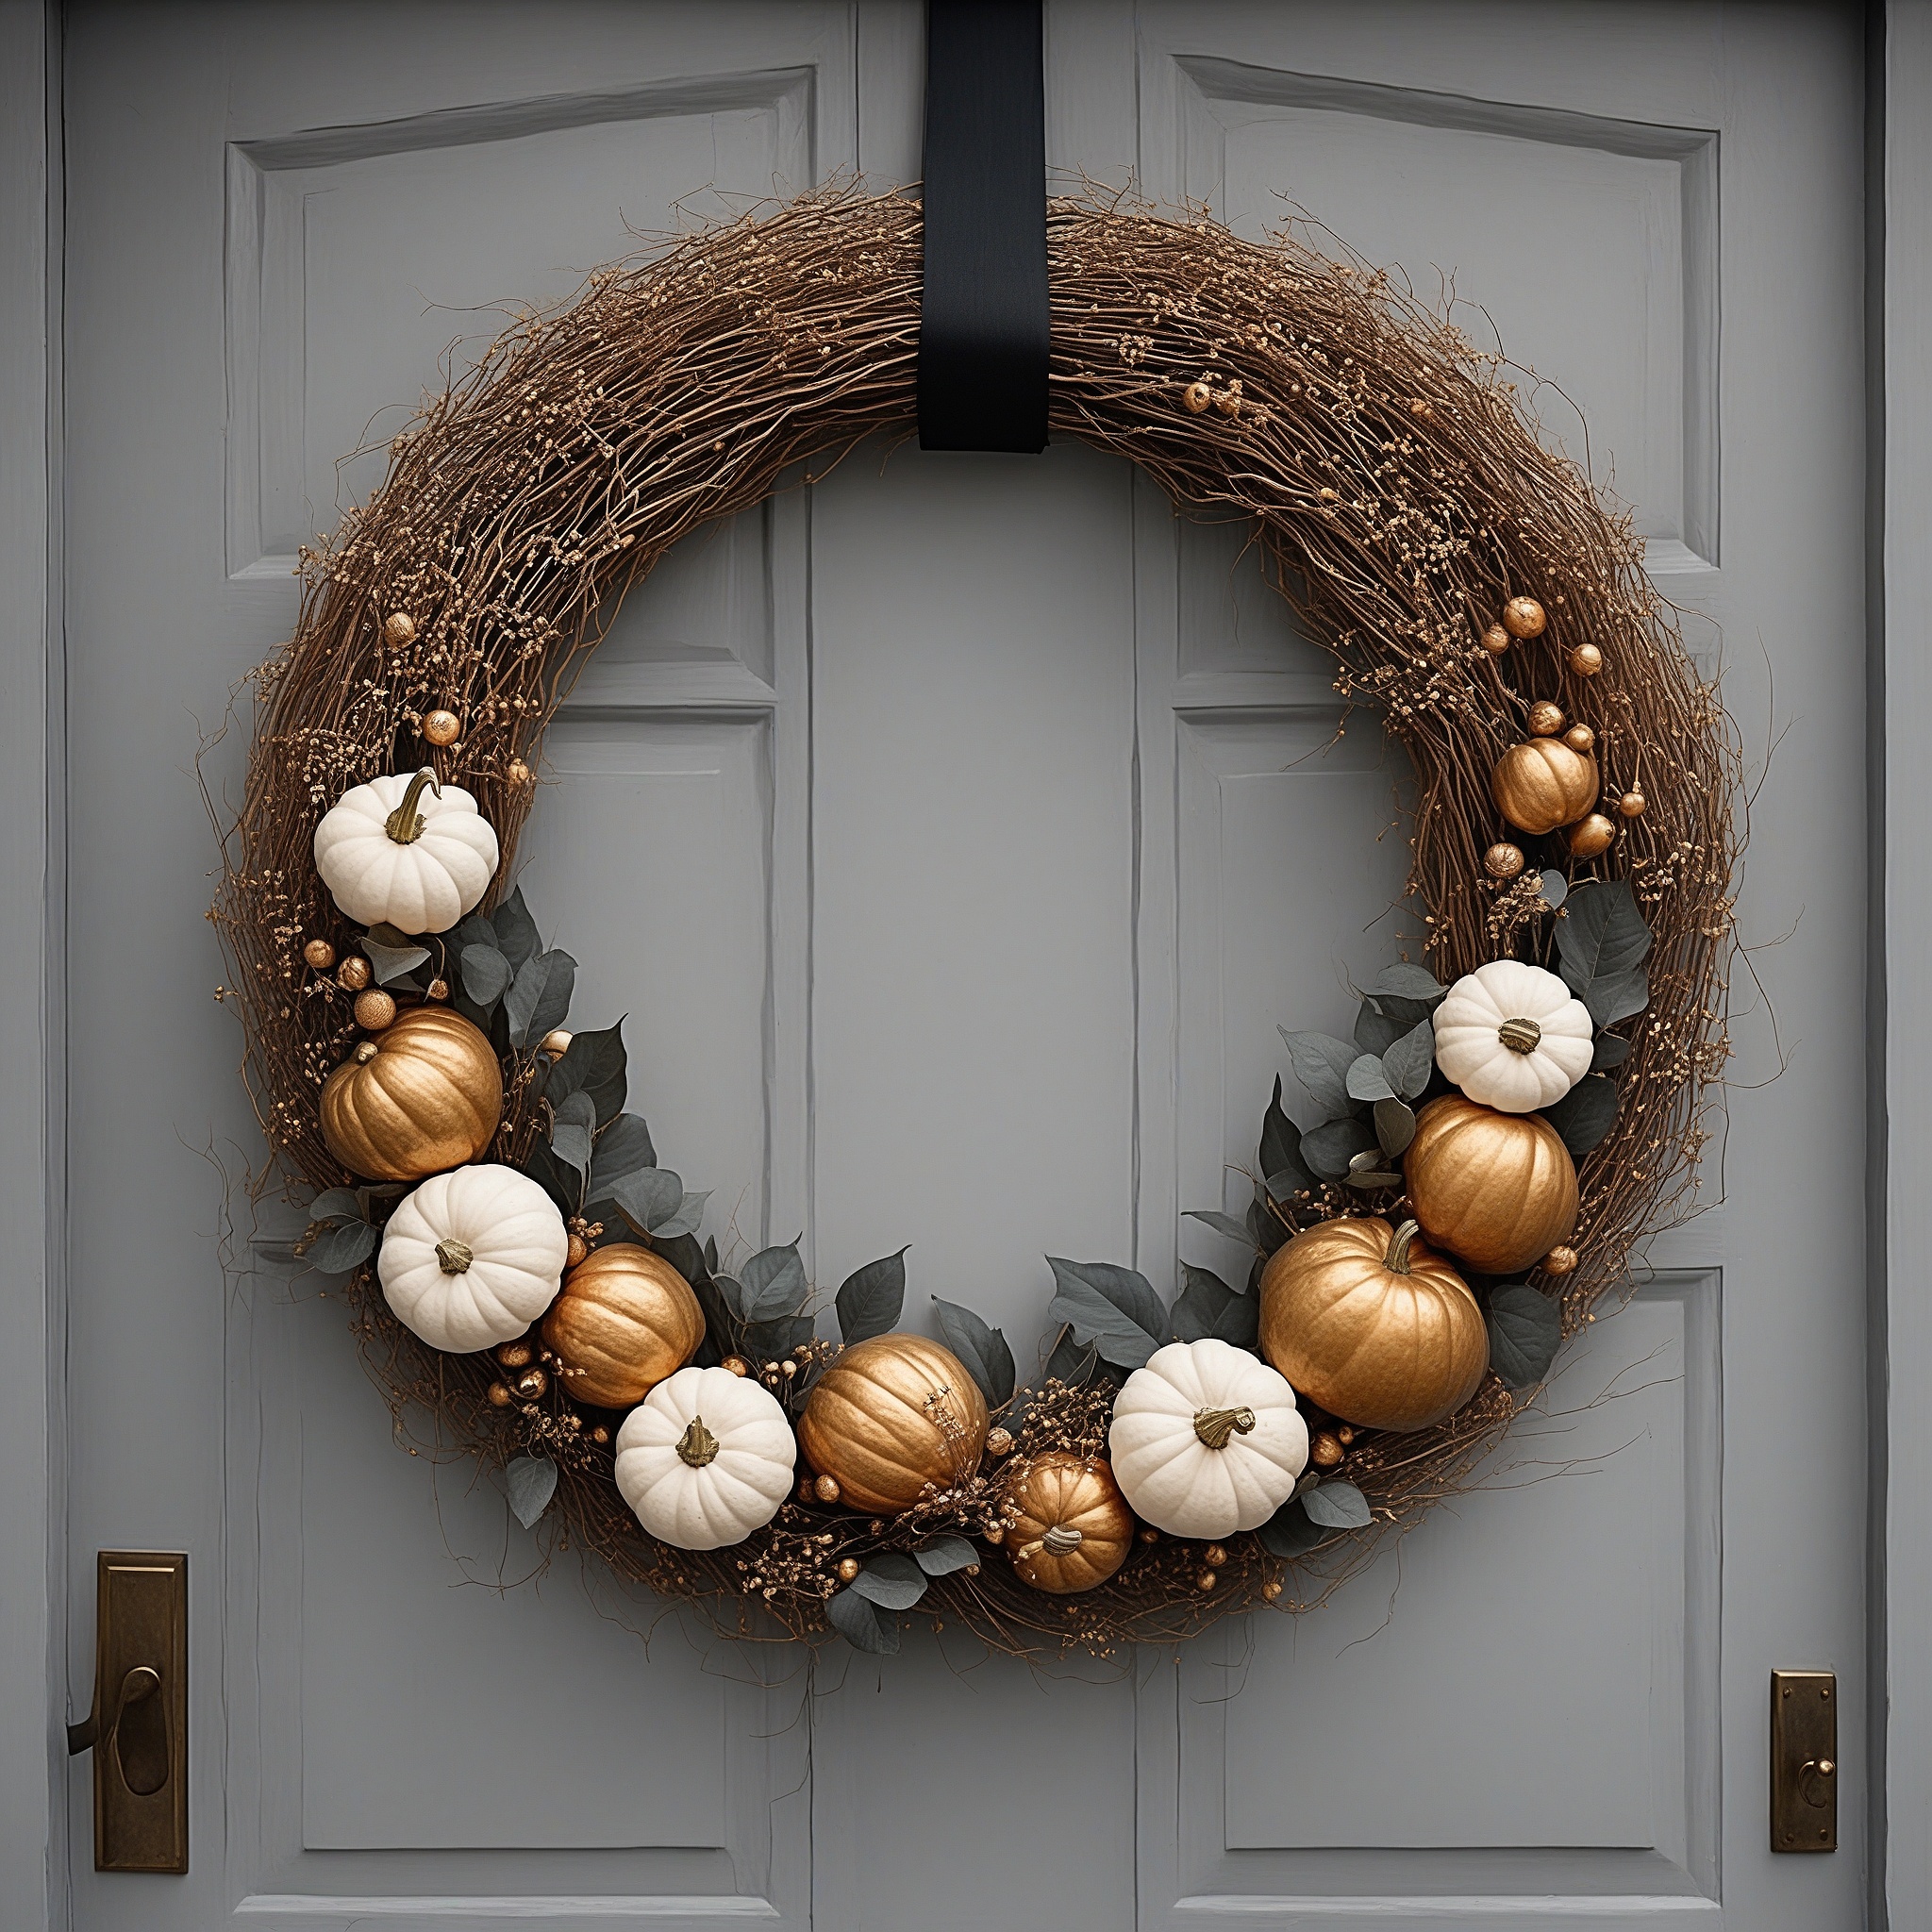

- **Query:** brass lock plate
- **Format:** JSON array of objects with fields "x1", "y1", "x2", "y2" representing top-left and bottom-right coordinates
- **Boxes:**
[
  {"x1": 83, "y1": 1552, "x2": 188, "y2": 1873},
  {"x1": 1771, "y1": 1669, "x2": 1837, "y2": 1852}
]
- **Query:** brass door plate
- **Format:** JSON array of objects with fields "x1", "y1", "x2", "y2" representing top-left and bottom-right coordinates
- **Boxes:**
[
  {"x1": 76, "y1": 1552, "x2": 188, "y2": 1873},
  {"x1": 1771, "y1": 1669, "x2": 1837, "y2": 1853}
]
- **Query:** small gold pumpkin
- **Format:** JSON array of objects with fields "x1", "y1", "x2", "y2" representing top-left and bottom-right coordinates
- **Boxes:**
[
  {"x1": 1258, "y1": 1217, "x2": 1488, "y2": 1431},
  {"x1": 319, "y1": 1006, "x2": 501, "y2": 1180},
  {"x1": 541, "y1": 1244, "x2": 704, "y2": 1407},
  {"x1": 1004, "y1": 1453, "x2": 1135, "y2": 1594},
  {"x1": 1404, "y1": 1095, "x2": 1578, "y2": 1274},
  {"x1": 796, "y1": 1333, "x2": 988, "y2": 1514},
  {"x1": 1491, "y1": 738, "x2": 1600, "y2": 837}
]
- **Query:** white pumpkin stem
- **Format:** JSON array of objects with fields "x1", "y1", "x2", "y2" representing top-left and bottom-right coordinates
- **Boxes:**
[
  {"x1": 1192, "y1": 1405, "x2": 1257, "y2": 1450},
  {"x1": 383, "y1": 766, "x2": 443, "y2": 845},
  {"x1": 434, "y1": 1237, "x2": 474, "y2": 1274},
  {"x1": 1497, "y1": 1016, "x2": 1542, "y2": 1055},
  {"x1": 1386, "y1": 1220, "x2": 1421, "y2": 1274},
  {"x1": 677, "y1": 1415, "x2": 721, "y2": 1468}
]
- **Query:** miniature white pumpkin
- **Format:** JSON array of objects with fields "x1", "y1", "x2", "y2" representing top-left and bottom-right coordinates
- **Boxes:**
[
  {"x1": 1108, "y1": 1338, "x2": 1308, "y2": 1539},
  {"x1": 614, "y1": 1365, "x2": 798, "y2": 1550},
  {"x1": 1432, "y1": 958, "x2": 1593, "y2": 1113},
  {"x1": 313, "y1": 767, "x2": 500, "y2": 935},
  {"x1": 378, "y1": 1163, "x2": 568, "y2": 1353}
]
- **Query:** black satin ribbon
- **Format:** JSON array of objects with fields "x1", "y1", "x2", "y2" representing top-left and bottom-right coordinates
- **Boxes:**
[{"x1": 917, "y1": 0, "x2": 1048, "y2": 453}]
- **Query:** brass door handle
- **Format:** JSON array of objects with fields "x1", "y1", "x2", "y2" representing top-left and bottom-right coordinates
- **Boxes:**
[
  {"x1": 70, "y1": 1553, "x2": 187, "y2": 1873},
  {"x1": 1800, "y1": 1757, "x2": 1837, "y2": 1808}
]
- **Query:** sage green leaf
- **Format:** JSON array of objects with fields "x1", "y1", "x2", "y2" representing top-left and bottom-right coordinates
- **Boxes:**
[
  {"x1": 826, "y1": 1585, "x2": 900, "y2": 1654},
  {"x1": 836, "y1": 1248, "x2": 908, "y2": 1344},
  {"x1": 1353, "y1": 997, "x2": 1407, "y2": 1057},
  {"x1": 1257, "y1": 1496, "x2": 1325, "y2": 1558},
  {"x1": 1540, "y1": 869, "x2": 1569, "y2": 908},
  {"x1": 1557, "y1": 877, "x2": 1652, "y2": 994},
  {"x1": 506, "y1": 947, "x2": 576, "y2": 1047},
  {"x1": 1045, "y1": 1257, "x2": 1165, "y2": 1369},
  {"x1": 1591, "y1": 1033, "x2": 1633, "y2": 1070},
  {"x1": 306, "y1": 1218, "x2": 376, "y2": 1274},
  {"x1": 491, "y1": 887, "x2": 541, "y2": 970},
  {"x1": 308, "y1": 1187, "x2": 363, "y2": 1225},
  {"x1": 363, "y1": 936, "x2": 431, "y2": 985},
  {"x1": 932, "y1": 1296, "x2": 1017, "y2": 1407},
  {"x1": 1543, "y1": 1074, "x2": 1619, "y2": 1157},
  {"x1": 1487, "y1": 1283, "x2": 1562, "y2": 1389},
  {"x1": 549, "y1": 1088, "x2": 595, "y2": 1177},
  {"x1": 1301, "y1": 1478, "x2": 1373, "y2": 1530},
  {"x1": 1370, "y1": 961, "x2": 1445, "y2": 1002},
  {"x1": 742, "y1": 1313, "x2": 816, "y2": 1359},
  {"x1": 914, "y1": 1536, "x2": 980, "y2": 1577},
  {"x1": 1301, "y1": 1115, "x2": 1374, "y2": 1179},
  {"x1": 586, "y1": 1114, "x2": 658, "y2": 1201},
  {"x1": 1170, "y1": 1264, "x2": 1258, "y2": 1348},
  {"x1": 1579, "y1": 963, "x2": 1650, "y2": 1027},
  {"x1": 741, "y1": 1241, "x2": 808, "y2": 1321},
  {"x1": 1185, "y1": 1208, "x2": 1258, "y2": 1246},
  {"x1": 459, "y1": 942, "x2": 511, "y2": 1007},
  {"x1": 1380, "y1": 1016, "x2": 1437, "y2": 1100},
  {"x1": 1346, "y1": 1053, "x2": 1396, "y2": 1103},
  {"x1": 506, "y1": 1455, "x2": 558, "y2": 1529},
  {"x1": 603, "y1": 1166, "x2": 683, "y2": 1239},
  {"x1": 1278, "y1": 1030, "x2": 1360, "y2": 1119},
  {"x1": 649, "y1": 1191, "x2": 710, "y2": 1241},
  {"x1": 544, "y1": 1020, "x2": 626, "y2": 1124},
  {"x1": 849, "y1": 1551, "x2": 928, "y2": 1610},
  {"x1": 1373, "y1": 1096, "x2": 1416, "y2": 1158},
  {"x1": 1042, "y1": 1329, "x2": 1107, "y2": 1388}
]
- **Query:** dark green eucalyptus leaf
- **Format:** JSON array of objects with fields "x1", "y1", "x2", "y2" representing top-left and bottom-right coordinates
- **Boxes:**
[
  {"x1": 741, "y1": 1241, "x2": 808, "y2": 1321},
  {"x1": 1257, "y1": 1496, "x2": 1326, "y2": 1559},
  {"x1": 520, "y1": 1135, "x2": 579, "y2": 1218},
  {"x1": 836, "y1": 1248, "x2": 908, "y2": 1344},
  {"x1": 1543, "y1": 1074, "x2": 1620, "y2": 1157},
  {"x1": 825, "y1": 1585, "x2": 900, "y2": 1654},
  {"x1": 603, "y1": 1167, "x2": 682, "y2": 1240},
  {"x1": 549, "y1": 1089, "x2": 596, "y2": 1177},
  {"x1": 1381, "y1": 1016, "x2": 1437, "y2": 1100},
  {"x1": 849, "y1": 1551, "x2": 928, "y2": 1610},
  {"x1": 1185, "y1": 1208, "x2": 1258, "y2": 1246},
  {"x1": 1278, "y1": 1029, "x2": 1360, "y2": 1119},
  {"x1": 649, "y1": 1191, "x2": 710, "y2": 1241},
  {"x1": 1045, "y1": 1257, "x2": 1166, "y2": 1369},
  {"x1": 1263, "y1": 1167, "x2": 1316, "y2": 1206},
  {"x1": 1342, "y1": 1166, "x2": 1402, "y2": 1192},
  {"x1": 1301, "y1": 1115, "x2": 1375, "y2": 1180},
  {"x1": 712, "y1": 1274, "x2": 746, "y2": 1322},
  {"x1": 1487, "y1": 1282, "x2": 1562, "y2": 1390},
  {"x1": 491, "y1": 887, "x2": 541, "y2": 970},
  {"x1": 455, "y1": 911, "x2": 497, "y2": 953},
  {"x1": 544, "y1": 1020, "x2": 627, "y2": 1125},
  {"x1": 692, "y1": 1272, "x2": 740, "y2": 1353},
  {"x1": 506, "y1": 947, "x2": 577, "y2": 1048},
  {"x1": 1043, "y1": 1328, "x2": 1105, "y2": 1388},
  {"x1": 1591, "y1": 1033, "x2": 1633, "y2": 1071},
  {"x1": 1557, "y1": 877, "x2": 1652, "y2": 996},
  {"x1": 1346, "y1": 1053, "x2": 1396, "y2": 1103},
  {"x1": 1246, "y1": 1194, "x2": 1291, "y2": 1258},
  {"x1": 914, "y1": 1536, "x2": 980, "y2": 1577},
  {"x1": 1301, "y1": 1478, "x2": 1373, "y2": 1530},
  {"x1": 1373, "y1": 1096, "x2": 1416, "y2": 1158},
  {"x1": 1579, "y1": 963, "x2": 1650, "y2": 1027},
  {"x1": 586, "y1": 1114, "x2": 658, "y2": 1203},
  {"x1": 308, "y1": 1187, "x2": 364, "y2": 1225},
  {"x1": 459, "y1": 942, "x2": 512, "y2": 1008},
  {"x1": 1258, "y1": 1076, "x2": 1312, "y2": 1191},
  {"x1": 1170, "y1": 1264, "x2": 1259, "y2": 1348},
  {"x1": 742, "y1": 1313, "x2": 817, "y2": 1359},
  {"x1": 306, "y1": 1218, "x2": 376, "y2": 1274},
  {"x1": 505, "y1": 1455, "x2": 558, "y2": 1529},
  {"x1": 1353, "y1": 997, "x2": 1407, "y2": 1057},
  {"x1": 363, "y1": 937, "x2": 431, "y2": 986},
  {"x1": 932, "y1": 1296, "x2": 1017, "y2": 1407}
]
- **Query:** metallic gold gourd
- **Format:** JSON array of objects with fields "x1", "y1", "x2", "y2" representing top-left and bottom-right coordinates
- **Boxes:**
[
  {"x1": 1403, "y1": 1094, "x2": 1579, "y2": 1274},
  {"x1": 319, "y1": 1005, "x2": 501, "y2": 1179},
  {"x1": 796, "y1": 1333, "x2": 988, "y2": 1514},
  {"x1": 541, "y1": 1244, "x2": 704, "y2": 1408},
  {"x1": 1004, "y1": 1453, "x2": 1135, "y2": 1594},
  {"x1": 1491, "y1": 738, "x2": 1600, "y2": 836},
  {"x1": 1258, "y1": 1217, "x2": 1489, "y2": 1431}
]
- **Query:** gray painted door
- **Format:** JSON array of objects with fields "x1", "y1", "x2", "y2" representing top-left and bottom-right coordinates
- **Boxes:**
[{"x1": 60, "y1": 4, "x2": 1865, "y2": 1928}]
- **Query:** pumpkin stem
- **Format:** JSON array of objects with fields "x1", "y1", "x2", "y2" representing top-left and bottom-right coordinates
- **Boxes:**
[
  {"x1": 383, "y1": 766, "x2": 442, "y2": 845},
  {"x1": 1386, "y1": 1220, "x2": 1421, "y2": 1274},
  {"x1": 434, "y1": 1237, "x2": 474, "y2": 1275},
  {"x1": 676, "y1": 1415, "x2": 721, "y2": 1468},
  {"x1": 1016, "y1": 1524, "x2": 1083, "y2": 1562},
  {"x1": 1192, "y1": 1405, "x2": 1257, "y2": 1451},
  {"x1": 1497, "y1": 1016, "x2": 1542, "y2": 1055}
]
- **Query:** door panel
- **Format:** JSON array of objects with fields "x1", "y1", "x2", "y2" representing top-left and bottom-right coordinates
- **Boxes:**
[{"x1": 61, "y1": 5, "x2": 1865, "y2": 1930}]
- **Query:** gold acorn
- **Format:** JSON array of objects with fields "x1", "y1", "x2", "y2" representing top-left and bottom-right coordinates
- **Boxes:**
[
  {"x1": 422, "y1": 708, "x2": 461, "y2": 748},
  {"x1": 1484, "y1": 842, "x2": 1525, "y2": 881},
  {"x1": 382, "y1": 612, "x2": 417, "y2": 647},
  {"x1": 353, "y1": 989, "x2": 397, "y2": 1031},
  {"x1": 814, "y1": 1474, "x2": 841, "y2": 1505},
  {"x1": 1527, "y1": 701, "x2": 1565, "y2": 737},
  {"x1": 1569, "y1": 643, "x2": 1603, "y2": 677},
  {"x1": 1182, "y1": 380, "x2": 1213, "y2": 414},
  {"x1": 1563, "y1": 724, "x2": 1596, "y2": 755},
  {"x1": 1310, "y1": 1431, "x2": 1344, "y2": 1468},
  {"x1": 1481, "y1": 625, "x2": 1512, "y2": 657},
  {"x1": 495, "y1": 1340, "x2": 535, "y2": 1370},
  {"x1": 837, "y1": 1557, "x2": 860, "y2": 1583},
  {"x1": 1503, "y1": 596, "x2": 1547, "y2": 639},
  {"x1": 1542, "y1": 1245, "x2": 1580, "y2": 1277},
  {"x1": 303, "y1": 938, "x2": 336, "y2": 971},
  {"x1": 1618, "y1": 791, "x2": 1647, "y2": 818},
  {"x1": 986, "y1": 1426, "x2": 1014, "y2": 1457},
  {"x1": 336, "y1": 956, "x2": 373, "y2": 991}
]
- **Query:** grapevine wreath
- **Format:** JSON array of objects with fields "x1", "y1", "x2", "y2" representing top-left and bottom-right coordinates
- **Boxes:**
[{"x1": 215, "y1": 188, "x2": 1735, "y2": 1657}]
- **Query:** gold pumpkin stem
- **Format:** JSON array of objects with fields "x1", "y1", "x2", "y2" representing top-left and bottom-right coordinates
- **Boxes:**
[
  {"x1": 1041, "y1": 1524, "x2": 1084, "y2": 1557},
  {"x1": 434, "y1": 1237, "x2": 474, "y2": 1275},
  {"x1": 383, "y1": 766, "x2": 443, "y2": 844},
  {"x1": 1192, "y1": 1405, "x2": 1257, "y2": 1451},
  {"x1": 1497, "y1": 1016, "x2": 1542, "y2": 1055},
  {"x1": 677, "y1": 1416, "x2": 721, "y2": 1468},
  {"x1": 1386, "y1": 1220, "x2": 1421, "y2": 1274}
]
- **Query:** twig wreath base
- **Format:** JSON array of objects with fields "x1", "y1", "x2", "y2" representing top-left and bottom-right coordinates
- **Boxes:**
[{"x1": 215, "y1": 187, "x2": 1734, "y2": 1657}]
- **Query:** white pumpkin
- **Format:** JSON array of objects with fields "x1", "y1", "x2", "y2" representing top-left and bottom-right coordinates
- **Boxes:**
[
  {"x1": 614, "y1": 1365, "x2": 798, "y2": 1551},
  {"x1": 1108, "y1": 1338, "x2": 1308, "y2": 1539},
  {"x1": 313, "y1": 767, "x2": 500, "y2": 935},
  {"x1": 378, "y1": 1163, "x2": 568, "y2": 1353},
  {"x1": 1432, "y1": 958, "x2": 1593, "y2": 1113}
]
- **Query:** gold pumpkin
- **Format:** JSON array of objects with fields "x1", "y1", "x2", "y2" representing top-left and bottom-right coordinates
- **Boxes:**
[
  {"x1": 319, "y1": 1005, "x2": 502, "y2": 1180},
  {"x1": 541, "y1": 1244, "x2": 704, "y2": 1408},
  {"x1": 797, "y1": 1333, "x2": 989, "y2": 1514},
  {"x1": 1491, "y1": 738, "x2": 1600, "y2": 837},
  {"x1": 1257, "y1": 1217, "x2": 1488, "y2": 1431},
  {"x1": 1405, "y1": 1094, "x2": 1578, "y2": 1274},
  {"x1": 1004, "y1": 1453, "x2": 1136, "y2": 1594}
]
